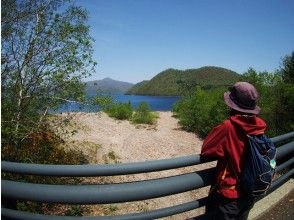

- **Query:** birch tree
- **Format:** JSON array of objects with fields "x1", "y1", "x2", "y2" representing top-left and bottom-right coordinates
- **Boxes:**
[{"x1": 1, "y1": 0, "x2": 96, "y2": 145}]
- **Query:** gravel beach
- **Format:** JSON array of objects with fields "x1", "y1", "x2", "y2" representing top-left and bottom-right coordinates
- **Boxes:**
[{"x1": 57, "y1": 111, "x2": 213, "y2": 219}]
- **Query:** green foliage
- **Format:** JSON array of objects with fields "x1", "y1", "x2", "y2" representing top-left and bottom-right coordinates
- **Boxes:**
[
  {"x1": 132, "y1": 102, "x2": 157, "y2": 125},
  {"x1": 173, "y1": 88, "x2": 227, "y2": 138},
  {"x1": 100, "y1": 99, "x2": 158, "y2": 125},
  {"x1": 1, "y1": 131, "x2": 88, "y2": 169},
  {"x1": 105, "y1": 102, "x2": 133, "y2": 120},
  {"x1": 126, "y1": 66, "x2": 240, "y2": 96},
  {"x1": 241, "y1": 67, "x2": 294, "y2": 136},
  {"x1": 281, "y1": 51, "x2": 294, "y2": 84},
  {"x1": 94, "y1": 96, "x2": 114, "y2": 110},
  {"x1": 173, "y1": 51, "x2": 294, "y2": 138},
  {"x1": 1, "y1": 2, "x2": 94, "y2": 215},
  {"x1": 1, "y1": 0, "x2": 96, "y2": 145}
]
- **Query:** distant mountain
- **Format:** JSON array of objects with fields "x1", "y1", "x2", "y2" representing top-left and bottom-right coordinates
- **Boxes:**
[
  {"x1": 85, "y1": 77, "x2": 134, "y2": 95},
  {"x1": 126, "y1": 66, "x2": 240, "y2": 96}
]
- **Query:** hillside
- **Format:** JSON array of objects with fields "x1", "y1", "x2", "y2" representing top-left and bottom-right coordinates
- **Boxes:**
[
  {"x1": 85, "y1": 77, "x2": 134, "y2": 95},
  {"x1": 126, "y1": 66, "x2": 240, "y2": 96}
]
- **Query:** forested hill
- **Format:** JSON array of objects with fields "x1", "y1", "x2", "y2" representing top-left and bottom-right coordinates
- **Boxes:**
[{"x1": 126, "y1": 66, "x2": 240, "y2": 96}]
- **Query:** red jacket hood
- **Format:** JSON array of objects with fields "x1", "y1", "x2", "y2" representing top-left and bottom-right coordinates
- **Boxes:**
[{"x1": 230, "y1": 115, "x2": 266, "y2": 135}]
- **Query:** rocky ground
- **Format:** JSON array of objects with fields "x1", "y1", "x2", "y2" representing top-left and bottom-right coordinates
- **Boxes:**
[{"x1": 56, "y1": 111, "x2": 214, "y2": 219}]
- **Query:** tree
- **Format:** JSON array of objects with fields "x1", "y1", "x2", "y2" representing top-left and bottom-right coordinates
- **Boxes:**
[
  {"x1": 241, "y1": 66, "x2": 293, "y2": 136},
  {"x1": 281, "y1": 51, "x2": 294, "y2": 83},
  {"x1": 1, "y1": 0, "x2": 96, "y2": 145}
]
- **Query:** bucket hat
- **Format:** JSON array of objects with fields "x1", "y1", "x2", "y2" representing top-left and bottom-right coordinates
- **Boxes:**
[{"x1": 224, "y1": 82, "x2": 260, "y2": 114}]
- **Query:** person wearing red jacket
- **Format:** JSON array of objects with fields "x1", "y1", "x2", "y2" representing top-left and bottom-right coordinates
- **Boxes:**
[{"x1": 201, "y1": 82, "x2": 266, "y2": 220}]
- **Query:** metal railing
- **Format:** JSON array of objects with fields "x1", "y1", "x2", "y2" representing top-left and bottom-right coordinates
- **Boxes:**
[{"x1": 2, "y1": 131, "x2": 294, "y2": 220}]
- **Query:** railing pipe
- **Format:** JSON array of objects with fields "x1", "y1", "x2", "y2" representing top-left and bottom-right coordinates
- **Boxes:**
[
  {"x1": 276, "y1": 157, "x2": 294, "y2": 173},
  {"x1": 1, "y1": 197, "x2": 208, "y2": 220},
  {"x1": 2, "y1": 168, "x2": 293, "y2": 220},
  {"x1": 276, "y1": 141, "x2": 294, "y2": 159},
  {"x1": 2, "y1": 132, "x2": 293, "y2": 177},
  {"x1": 271, "y1": 131, "x2": 294, "y2": 144},
  {"x1": 1, "y1": 168, "x2": 215, "y2": 204},
  {"x1": 1, "y1": 155, "x2": 207, "y2": 177},
  {"x1": 1, "y1": 140, "x2": 293, "y2": 177},
  {"x1": 267, "y1": 168, "x2": 294, "y2": 195}
]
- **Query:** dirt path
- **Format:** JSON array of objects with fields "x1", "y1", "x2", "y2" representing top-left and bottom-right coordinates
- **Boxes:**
[{"x1": 58, "y1": 111, "x2": 213, "y2": 219}]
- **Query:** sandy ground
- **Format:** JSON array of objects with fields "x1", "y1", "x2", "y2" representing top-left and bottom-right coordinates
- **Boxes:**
[{"x1": 57, "y1": 111, "x2": 214, "y2": 219}]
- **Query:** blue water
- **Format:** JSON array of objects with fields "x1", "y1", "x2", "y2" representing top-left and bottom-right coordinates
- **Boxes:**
[{"x1": 56, "y1": 95, "x2": 181, "y2": 112}]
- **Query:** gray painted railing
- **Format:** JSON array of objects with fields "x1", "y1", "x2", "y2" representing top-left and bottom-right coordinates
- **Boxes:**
[{"x1": 2, "y1": 131, "x2": 294, "y2": 220}]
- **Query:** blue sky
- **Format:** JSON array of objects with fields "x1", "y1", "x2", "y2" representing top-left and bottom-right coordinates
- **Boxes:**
[{"x1": 77, "y1": 0, "x2": 294, "y2": 83}]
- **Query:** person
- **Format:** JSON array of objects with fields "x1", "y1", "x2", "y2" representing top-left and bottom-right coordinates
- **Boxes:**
[{"x1": 201, "y1": 82, "x2": 266, "y2": 220}]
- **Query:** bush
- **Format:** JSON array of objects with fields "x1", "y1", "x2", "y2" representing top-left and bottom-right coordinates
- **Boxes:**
[
  {"x1": 173, "y1": 87, "x2": 227, "y2": 138},
  {"x1": 132, "y1": 102, "x2": 157, "y2": 124},
  {"x1": 1, "y1": 130, "x2": 89, "y2": 215},
  {"x1": 1, "y1": 131, "x2": 88, "y2": 166},
  {"x1": 105, "y1": 102, "x2": 133, "y2": 120}
]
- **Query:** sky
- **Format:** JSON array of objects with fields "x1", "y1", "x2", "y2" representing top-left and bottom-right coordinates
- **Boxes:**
[{"x1": 77, "y1": 0, "x2": 294, "y2": 83}]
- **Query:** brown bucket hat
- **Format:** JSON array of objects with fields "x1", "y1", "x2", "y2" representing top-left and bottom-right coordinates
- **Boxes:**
[{"x1": 224, "y1": 82, "x2": 261, "y2": 114}]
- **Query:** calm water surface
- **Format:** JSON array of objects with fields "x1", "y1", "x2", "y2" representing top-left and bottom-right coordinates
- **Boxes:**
[{"x1": 57, "y1": 95, "x2": 181, "y2": 112}]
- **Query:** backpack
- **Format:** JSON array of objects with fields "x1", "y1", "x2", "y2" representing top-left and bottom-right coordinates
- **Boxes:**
[{"x1": 240, "y1": 134, "x2": 277, "y2": 196}]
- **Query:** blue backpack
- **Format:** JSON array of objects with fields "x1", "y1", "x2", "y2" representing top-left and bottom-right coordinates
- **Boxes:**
[{"x1": 240, "y1": 134, "x2": 277, "y2": 196}]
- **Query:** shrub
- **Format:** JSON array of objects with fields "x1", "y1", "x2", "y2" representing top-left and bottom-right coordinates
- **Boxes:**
[
  {"x1": 173, "y1": 87, "x2": 227, "y2": 138},
  {"x1": 132, "y1": 102, "x2": 157, "y2": 124},
  {"x1": 1, "y1": 130, "x2": 89, "y2": 215},
  {"x1": 1, "y1": 131, "x2": 88, "y2": 166},
  {"x1": 105, "y1": 102, "x2": 133, "y2": 120},
  {"x1": 94, "y1": 96, "x2": 114, "y2": 111}
]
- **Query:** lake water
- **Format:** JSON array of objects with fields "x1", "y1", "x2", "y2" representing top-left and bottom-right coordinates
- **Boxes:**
[{"x1": 56, "y1": 95, "x2": 181, "y2": 112}]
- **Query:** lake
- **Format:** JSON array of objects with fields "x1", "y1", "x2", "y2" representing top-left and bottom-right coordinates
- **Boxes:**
[{"x1": 56, "y1": 95, "x2": 181, "y2": 112}]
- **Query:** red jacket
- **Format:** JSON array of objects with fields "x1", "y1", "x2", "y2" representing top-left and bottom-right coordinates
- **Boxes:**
[{"x1": 201, "y1": 115, "x2": 266, "y2": 198}]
